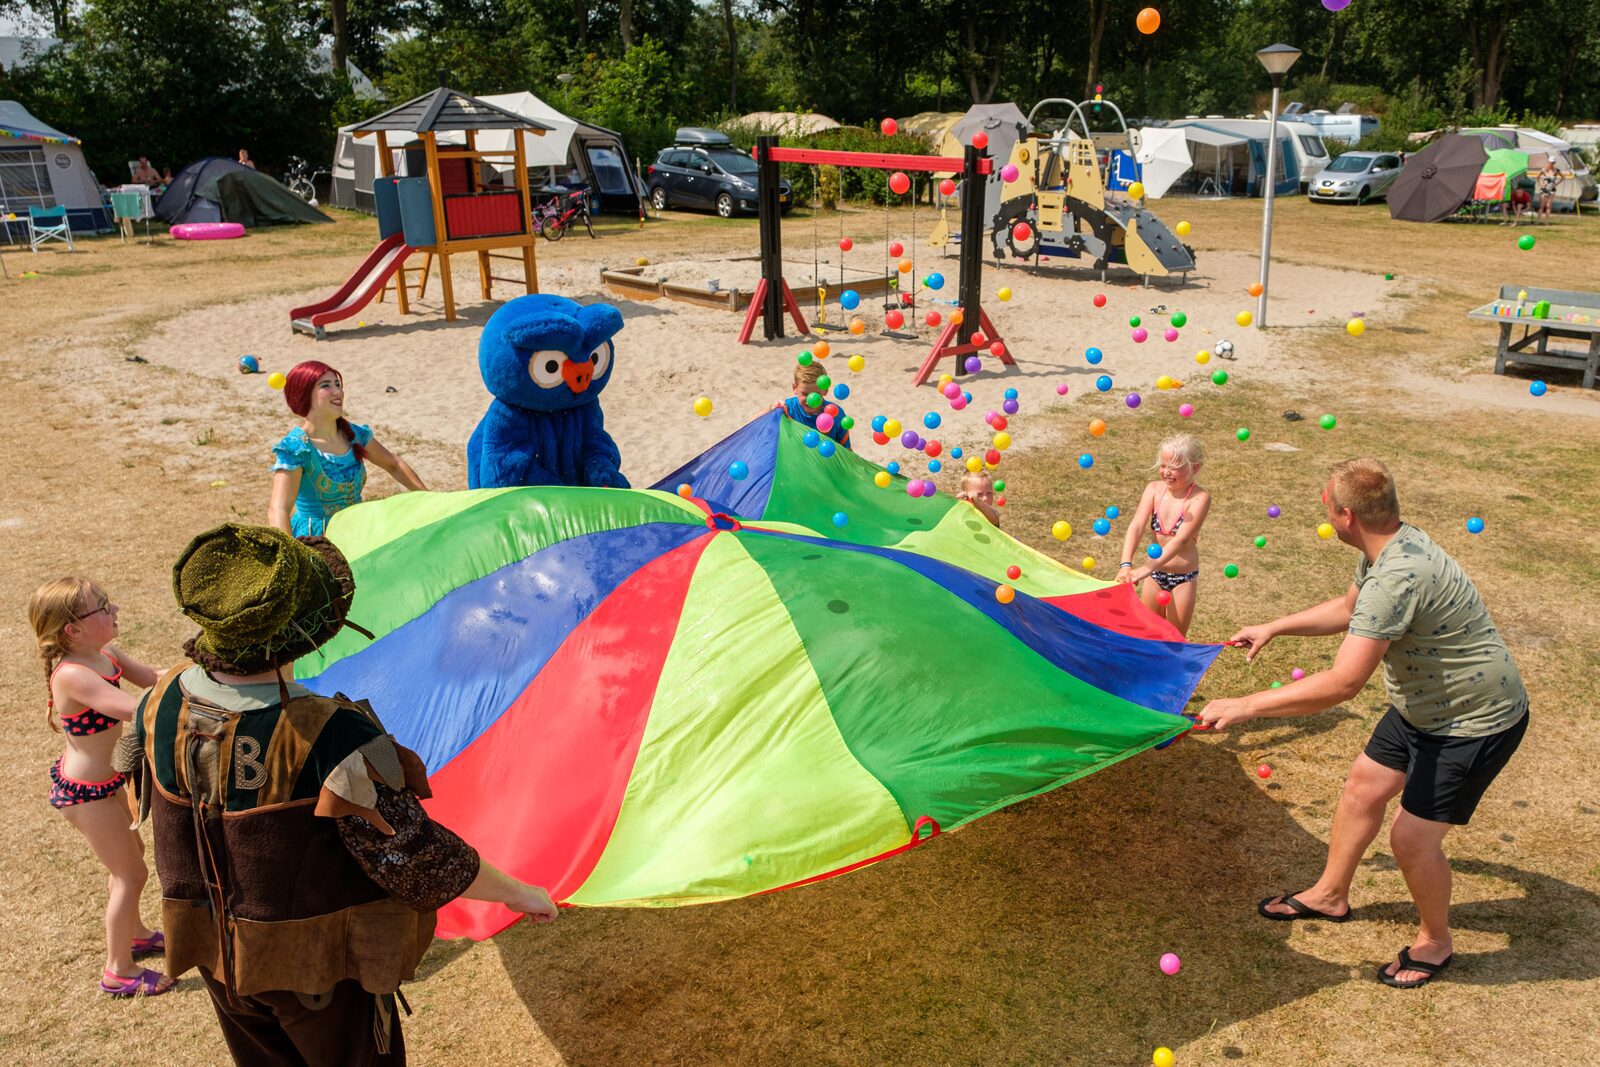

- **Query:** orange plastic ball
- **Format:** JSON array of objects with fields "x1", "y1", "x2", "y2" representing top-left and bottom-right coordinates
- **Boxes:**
[
  {"x1": 1136, "y1": 7, "x2": 1161, "y2": 33},
  {"x1": 1089, "y1": 418, "x2": 1107, "y2": 437}
]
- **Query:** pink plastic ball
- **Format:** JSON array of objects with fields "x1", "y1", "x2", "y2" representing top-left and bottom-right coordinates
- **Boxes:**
[
  {"x1": 816, "y1": 413, "x2": 834, "y2": 433},
  {"x1": 1178, "y1": 403, "x2": 1194, "y2": 418},
  {"x1": 1164, "y1": 328, "x2": 1179, "y2": 342},
  {"x1": 943, "y1": 382, "x2": 961, "y2": 399},
  {"x1": 950, "y1": 396, "x2": 968, "y2": 410},
  {"x1": 1056, "y1": 383, "x2": 1070, "y2": 395},
  {"x1": 1159, "y1": 953, "x2": 1182, "y2": 976},
  {"x1": 1131, "y1": 327, "x2": 1148, "y2": 343},
  {"x1": 1291, "y1": 668, "x2": 1306, "y2": 681},
  {"x1": 1000, "y1": 164, "x2": 1019, "y2": 183},
  {"x1": 906, "y1": 480, "x2": 923, "y2": 497}
]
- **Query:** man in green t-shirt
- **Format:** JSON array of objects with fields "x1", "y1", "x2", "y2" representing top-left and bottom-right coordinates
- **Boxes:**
[{"x1": 1197, "y1": 458, "x2": 1528, "y2": 990}]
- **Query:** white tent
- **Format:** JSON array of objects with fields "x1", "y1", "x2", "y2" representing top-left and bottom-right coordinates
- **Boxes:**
[
  {"x1": 0, "y1": 100, "x2": 111, "y2": 234},
  {"x1": 465, "y1": 91, "x2": 578, "y2": 168},
  {"x1": 1130, "y1": 127, "x2": 1191, "y2": 198}
]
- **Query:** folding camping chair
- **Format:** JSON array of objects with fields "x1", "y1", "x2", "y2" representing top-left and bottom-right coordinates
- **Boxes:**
[
  {"x1": 28, "y1": 206, "x2": 75, "y2": 252},
  {"x1": 109, "y1": 187, "x2": 156, "y2": 244}
]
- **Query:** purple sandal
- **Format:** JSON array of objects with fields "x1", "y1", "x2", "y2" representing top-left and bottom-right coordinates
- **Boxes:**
[
  {"x1": 100, "y1": 967, "x2": 173, "y2": 997},
  {"x1": 131, "y1": 932, "x2": 165, "y2": 957}
]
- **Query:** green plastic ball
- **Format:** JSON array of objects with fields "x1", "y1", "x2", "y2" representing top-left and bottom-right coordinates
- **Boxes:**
[
  {"x1": 797, "y1": 352, "x2": 814, "y2": 366},
  {"x1": 993, "y1": 479, "x2": 1007, "y2": 492},
  {"x1": 1236, "y1": 427, "x2": 1251, "y2": 442},
  {"x1": 1129, "y1": 315, "x2": 1142, "y2": 327},
  {"x1": 1211, "y1": 369, "x2": 1229, "y2": 385},
  {"x1": 805, "y1": 391, "x2": 824, "y2": 409},
  {"x1": 839, "y1": 415, "x2": 855, "y2": 430},
  {"x1": 1254, "y1": 535, "x2": 1267, "y2": 548},
  {"x1": 816, "y1": 375, "x2": 832, "y2": 391},
  {"x1": 1517, "y1": 234, "x2": 1535, "y2": 251},
  {"x1": 1171, "y1": 311, "x2": 1187, "y2": 328},
  {"x1": 1270, "y1": 681, "x2": 1284, "y2": 689},
  {"x1": 1223, "y1": 563, "x2": 1240, "y2": 578},
  {"x1": 1319, "y1": 413, "x2": 1337, "y2": 430}
]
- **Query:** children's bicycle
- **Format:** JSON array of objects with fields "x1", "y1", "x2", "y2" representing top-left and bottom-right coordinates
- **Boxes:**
[{"x1": 531, "y1": 188, "x2": 596, "y2": 241}]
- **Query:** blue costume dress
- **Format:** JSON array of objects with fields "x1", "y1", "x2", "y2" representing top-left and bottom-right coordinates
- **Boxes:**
[
  {"x1": 270, "y1": 424, "x2": 373, "y2": 536},
  {"x1": 781, "y1": 396, "x2": 852, "y2": 449}
]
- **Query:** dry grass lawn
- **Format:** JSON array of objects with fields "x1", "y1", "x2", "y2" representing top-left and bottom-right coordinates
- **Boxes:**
[{"x1": 2, "y1": 198, "x2": 1598, "y2": 1066}]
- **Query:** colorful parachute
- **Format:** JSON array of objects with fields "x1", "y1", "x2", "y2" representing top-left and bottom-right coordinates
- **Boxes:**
[{"x1": 298, "y1": 413, "x2": 1220, "y2": 939}]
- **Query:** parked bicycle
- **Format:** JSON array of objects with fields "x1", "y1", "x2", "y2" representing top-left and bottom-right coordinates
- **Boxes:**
[
  {"x1": 530, "y1": 188, "x2": 596, "y2": 241},
  {"x1": 284, "y1": 156, "x2": 330, "y2": 204}
]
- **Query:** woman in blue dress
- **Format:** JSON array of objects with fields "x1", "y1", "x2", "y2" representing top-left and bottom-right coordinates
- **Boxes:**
[{"x1": 267, "y1": 360, "x2": 427, "y2": 536}]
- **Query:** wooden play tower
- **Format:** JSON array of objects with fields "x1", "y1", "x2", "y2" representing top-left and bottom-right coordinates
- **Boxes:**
[{"x1": 349, "y1": 86, "x2": 554, "y2": 321}]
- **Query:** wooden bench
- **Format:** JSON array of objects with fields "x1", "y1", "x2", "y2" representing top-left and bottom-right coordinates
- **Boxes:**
[{"x1": 1467, "y1": 285, "x2": 1600, "y2": 389}]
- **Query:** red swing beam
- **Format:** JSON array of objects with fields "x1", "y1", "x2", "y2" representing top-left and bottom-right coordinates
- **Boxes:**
[{"x1": 739, "y1": 137, "x2": 1015, "y2": 386}]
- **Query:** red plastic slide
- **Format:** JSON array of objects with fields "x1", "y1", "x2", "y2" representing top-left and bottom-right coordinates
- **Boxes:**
[{"x1": 289, "y1": 233, "x2": 414, "y2": 339}]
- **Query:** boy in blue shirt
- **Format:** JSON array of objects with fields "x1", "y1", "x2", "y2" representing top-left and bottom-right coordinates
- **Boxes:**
[{"x1": 773, "y1": 361, "x2": 852, "y2": 449}]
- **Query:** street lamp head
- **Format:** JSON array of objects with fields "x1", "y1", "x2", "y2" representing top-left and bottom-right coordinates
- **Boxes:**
[{"x1": 1256, "y1": 44, "x2": 1302, "y2": 79}]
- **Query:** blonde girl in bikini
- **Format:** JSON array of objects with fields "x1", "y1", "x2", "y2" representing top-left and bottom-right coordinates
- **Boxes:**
[
  {"x1": 1117, "y1": 434, "x2": 1212, "y2": 637},
  {"x1": 28, "y1": 578, "x2": 173, "y2": 997}
]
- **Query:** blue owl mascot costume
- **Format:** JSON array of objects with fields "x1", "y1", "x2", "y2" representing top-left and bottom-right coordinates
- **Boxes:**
[{"x1": 468, "y1": 294, "x2": 629, "y2": 489}]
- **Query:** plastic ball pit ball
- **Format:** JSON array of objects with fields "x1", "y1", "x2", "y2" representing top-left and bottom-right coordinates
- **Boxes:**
[
  {"x1": 1136, "y1": 7, "x2": 1161, "y2": 33},
  {"x1": 1257, "y1": 764, "x2": 1272, "y2": 779},
  {"x1": 1319, "y1": 414, "x2": 1337, "y2": 430},
  {"x1": 1127, "y1": 181, "x2": 1146, "y2": 200},
  {"x1": 1159, "y1": 953, "x2": 1181, "y2": 976},
  {"x1": 693, "y1": 396, "x2": 713, "y2": 417},
  {"x1": 939, "y1": 178, "x2": 956, "y2": 197},
  {"x1": 1170, "y1": 311, "x2": 1187, "y2": 328},
  {"x1": 1126, "y1": 392, "x2": 1142, "y2": 409},
  {"x1": 1105, "y1": 505, "x2": 1120, "y2": 519},
  {"x1": 1081, "y1": 556, "x2": 1097, "y2": 571},
  {"x1": 729, "y1": 461, "x2": 750, "y2": 480},
  {"x1": 965, "y1": 356, "x2": 982, "y2": 373},
  {"x1": 874, "y1": 471, "x2": 892, "y2": 488},
  {"x1": 1147, "y1": 544, "x2": 1162, "y2": 559},
  {"x1": 676, "y1": 483, "x2": 693, "y2": 498},
  {"x1": 1163, "y1": 328, "x2": 1179, "y2": 342},
  {"x1": 1051, "y1": 521, "x2": 1073, "y2": 540},
  {"x1": 1467, "y1": 516, "x2": 1485, "y2": 534},
  {"x1": 1254, "y1": 535, "x2": 1267, "y2": 548},
  {"x1": 1178, "y1": 403, "x2": 1194, "y2": 418},
  {"x1": 1530, "y1": 380, "x2": 1547, "y2": 397},
  {"x1": 1267, "y1": 505, "x2": 1281, "y2": 518},
  {"x1": 838, "y1": 237, "x2": 853, "y2": 252},
  {"x1": 1006, "y1": 564, "x2": 1022, "y2": 580},
  {"x1": 1057, "y1": 383, "x2": 1071, "y2": 395},
  {"x1": 1175, "y1": 220, "x2": 1191, "y2": 237},
  {"x1": 888, "y1": 172, "x2": 911, "y2": 195},
  {"x1": 1291, "y1": 668, "x2": 1306, "y2": 681},
  {"x1": 1346, "y1": 318, "x2": 1366, "y2": 337},
  {"x1": 1078, "y1": 453, "x2": 1095, "y2": 469},
  {"x1": 998, "y1": 286, "x2": 1013, "y2": 302},
  {"x1": 1235, "y1": 427, "x2": 1251, "y2": 442},
  {"x1": 1132, "y1": 327, "x2": 1149, "y2": 343},
  {"x1": 268, "y1": 372, "x2": 287, "y2": 390},
  {"x1": 1212, "y1": 370, "x2": 1229, "y2": 385},
  {"x1": 971, "y1": 131, "x2": 988, "y2": 149},
  {"x1": 1130, "y1": 315, "x2": 1143, "y2": 328},
  {"x1": 1093, "y1": 518, "x2": 1111, "y2": 537},
  {"x1": 1317, "y1": 523, "x2": 1336, "y2": 540},
  {"x1": 1195, "y1": 350, "x2": 1211, "y2": 365},
  {"x1": 1156, "y1": 589, "x2": 1172, "y2": 605},
  {"x1": 1223, "y1": 563, "x2": 1239, "y2": 578},
  {"x1": 1089, "y1": 419, "x2": 1107, "y2": 437},
  {"x1": 1095, "y1": 374, "x2": 1113, "y2": 392},
  {"x1": 1093, "y1": 293, "x2": 1107, "y2": 308},
  {"x1": 879, "y1": 117, "x2": 897, "y2": 136},
  {"x1": 1153, "y1": 1047, "x2": 1174, "y2": 1067},
  {"x1": 994, "y1": 584, "x2": 1016, "y2": 604},
  {"x1": 1086, "y1": 347, "x2": 1104, "y2": 365},
  {"x1": 1000, "y1": 164, "x2": 1020, "y2": 183},
  {"x1": 1518, "y1": 233, "x2": 1535, "y2": 251},
  {"x1": 1236, "y1": 310, "x2": 1254, "y2": 327}
]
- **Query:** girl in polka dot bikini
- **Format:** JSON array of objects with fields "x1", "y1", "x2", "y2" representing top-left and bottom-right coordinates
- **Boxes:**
[{"x1": 28, "y1": 578, "x2": 173, "y2": 997}]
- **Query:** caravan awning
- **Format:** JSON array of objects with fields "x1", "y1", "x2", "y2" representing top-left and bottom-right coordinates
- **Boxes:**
[{"x1": 1180, "y1": 126, "x2": 1248, "y2": 148}]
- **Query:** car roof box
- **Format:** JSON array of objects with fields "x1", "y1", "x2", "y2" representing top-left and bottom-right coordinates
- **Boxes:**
[{"x1": 675, "y1": 127, "x2": 731, "y2": 146}]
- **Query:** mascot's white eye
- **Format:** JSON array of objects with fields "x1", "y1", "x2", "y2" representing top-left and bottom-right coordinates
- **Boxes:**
[
  {"x1": 590, "y1": 342, "x2": 612, "y2": 380},
  {"x1": 527, "y1": 351, "x2": 565, "y2": 389}
]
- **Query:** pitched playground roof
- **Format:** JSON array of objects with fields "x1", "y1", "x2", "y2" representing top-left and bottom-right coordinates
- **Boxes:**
[{"x1": 350, "y1": 87, "x2": 555, "y2": 135}]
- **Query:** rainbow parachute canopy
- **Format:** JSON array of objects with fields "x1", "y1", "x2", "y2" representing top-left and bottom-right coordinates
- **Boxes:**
[{"x1": 298, "y1": 413, "x2": 1218, "y2": 939}]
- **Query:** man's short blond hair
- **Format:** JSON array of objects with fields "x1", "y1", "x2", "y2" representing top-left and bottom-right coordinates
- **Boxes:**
[{"x1": 1328, "y1": 458, "x2": 1400, "y2": 527}]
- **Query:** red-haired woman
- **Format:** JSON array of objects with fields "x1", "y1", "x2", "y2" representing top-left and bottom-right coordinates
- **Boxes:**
[{"x1": 268, "y1": 361, "x2": 426, "y2": 536}]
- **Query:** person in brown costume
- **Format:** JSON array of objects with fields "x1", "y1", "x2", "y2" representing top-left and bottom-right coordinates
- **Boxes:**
[{"x1": 114, "y1": 523, "x2": 558, "y2": 1065}]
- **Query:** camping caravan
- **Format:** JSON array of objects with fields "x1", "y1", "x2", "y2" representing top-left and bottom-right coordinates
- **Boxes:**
[
  {"x1": 1161, "y1": 119, "x2": 1316, "y2": 197},
  {"x1": 331, "y1": 90, "x2": 646, "y2": 216},
  {"x1": 1279, "y1": 106, "x2": 1379, "y2": 147},
  {"x1": 0, "y1": 100, "x2": 112, "y2": 234}
]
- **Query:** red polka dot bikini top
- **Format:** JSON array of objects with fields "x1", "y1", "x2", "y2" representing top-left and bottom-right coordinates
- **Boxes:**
[{"x1": 52, "y1": 655, "x2": 123, "y2": 736}]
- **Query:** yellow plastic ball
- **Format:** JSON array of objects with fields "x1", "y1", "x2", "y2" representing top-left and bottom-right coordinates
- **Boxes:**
[
  {"x1": 1128, "y1": 181, "x2": 1146, "y2": 200},
  {"x1": 1081, "y1": 556, "x2": 1097, "y2": 571},
  {"x1": 1153, "y1": 1048, "x2": 1175, "y2": 1067},
  {"x1": 966, "y1": 456, "x2": 983, "y2": 473},
  {"x1": 1175, "y1": 220, "x2": 1191, "y2": 237},
  {"x1": 849, "y1": 354, "x2": 866, "y2": 372},
  {"x1": 1195, "y1": 350, "x2": 1210, "y2": 365},
  {"x1": 938, "y1": 373, "x2": 954, "y2": 386},
  {"x1": 993, "y1": 431, "x2": 1012, "y2": 451},
  {"x1": 884, "y1": 418, "x2": 902, "y2": 437},
  {"x1": 267, "y1": 372, "x2": 287, "y2": 390},
  {"x1": 676, "y1": 483, "x2": 693, "y2": 498},
  {"x1": 1346, "y1": 317, "x2": 1366, "y2": 337},
  {"x1": 995, "y1": 584, "x2": 1016, "y2": 604},
  {"x1": 874, "y1": 470, "x2": 892, "y2": 488},
  {"x1": 636, "y1": 256, "x2": 649, "y2": 267},
  {"x1": 997, "y1": 287, "x2": 1013, "y2": 302},
  {"x1": 1156, "y1": 374, "x2": 1174, "y2": 390},
  {"x1": 693, "y1": 396, "x2": 713, "y2": 417},
  {"x1": 1051, "y1": 520, "x2": 1073, "y2": 541},
  {"x1": 1235, "y1": 310, "x2": 1254, "y2": 328},
  {"x1": 1317, "y1": 522, "x2": 1336, "y2": 540}
]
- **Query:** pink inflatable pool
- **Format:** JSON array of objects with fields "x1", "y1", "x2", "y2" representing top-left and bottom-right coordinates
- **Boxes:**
[{"x1": 171, "y1": 222, "x2": 245, "y2": 240}]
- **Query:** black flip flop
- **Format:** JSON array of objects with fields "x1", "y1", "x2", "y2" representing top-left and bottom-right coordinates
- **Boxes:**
[
  {"x1": 1378, "y1": 946, "x2": 1454, "y2": 988},
  {"x1": 1257, "y1": 892, "x2": 1352, "y2": 923}
]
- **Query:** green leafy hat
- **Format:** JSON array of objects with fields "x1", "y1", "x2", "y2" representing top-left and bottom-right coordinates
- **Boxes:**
[{"x1": 173, "y1": 523, "x2": 363, "y2": 675}]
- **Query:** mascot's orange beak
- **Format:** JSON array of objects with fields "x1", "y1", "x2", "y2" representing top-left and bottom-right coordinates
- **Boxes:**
[{"x1": 562, "y1": 357, "x2": 592, "y2": 393}]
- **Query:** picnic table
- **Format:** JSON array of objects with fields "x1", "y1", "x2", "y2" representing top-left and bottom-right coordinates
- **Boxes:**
[{"x1": 1468, "y1": 284, "x2": 1600, "y2": 389}]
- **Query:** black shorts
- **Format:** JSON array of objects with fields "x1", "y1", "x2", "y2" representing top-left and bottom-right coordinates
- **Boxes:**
[{"x1": 1363, "y1": 705, "x2": 1527, "y2": 825}]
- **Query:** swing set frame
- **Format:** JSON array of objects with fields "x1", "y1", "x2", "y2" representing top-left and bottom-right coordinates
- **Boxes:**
[{"x1": 738, "y1": 136, "x2": 1016, "y2": 386}]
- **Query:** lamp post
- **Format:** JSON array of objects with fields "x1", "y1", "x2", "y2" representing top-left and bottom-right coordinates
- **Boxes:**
[{"x1": 1254, "y1": 43, "x2": 1300, "y2": 329}]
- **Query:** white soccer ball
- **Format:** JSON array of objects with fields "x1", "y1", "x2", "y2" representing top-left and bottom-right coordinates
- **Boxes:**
[{"x1": 1213, "y1": 340, "x2": 1235, "y2": 358}]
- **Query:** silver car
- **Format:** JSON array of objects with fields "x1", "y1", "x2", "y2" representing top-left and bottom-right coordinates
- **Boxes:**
[{"x1": 1308, "y1": 151, "x2": 1403, "y2": 204}]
